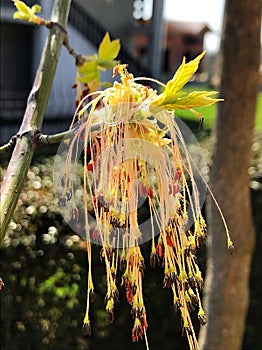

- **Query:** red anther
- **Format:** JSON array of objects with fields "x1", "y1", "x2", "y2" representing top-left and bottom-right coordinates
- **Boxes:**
[
  {"x1": 166, "y1": 235, "x2": 175, "y2": 247},
  {"x1": 169, "y1": 183, "x2": 180, "y2": 195},
  {"x1": 87, "y1": 161, "x2": 94, "y2": 172},
  {"x1": 156, "y1": 242, "x2": 164, "y2": 257},
  {"x1": 145, "y1": 85, "x2": 151, "y2": 89},
  {"x1": 173, "y1": 184, "x2": 180, "y2": 194},
  {"x1": 126, "y1": 288, "x2": 133, "y2": 304},
  {"x1": 129, "y1": 254, "x2": 135, "y2": 268},
  {"x1": 146, "y1": 186, "x2": 154, "y2": 198},
  {"x1": 82, "y1": 88, "x2": 90, "y2": 98},
  {"x1": 132, "y1": 323, "x2": 144, "y2": 342},
  {"x1": 141, "y1": 314, "x2": 148, "y2": 330},
  {"x1": 0, "y1": 278, "x2": 4, "y2": 292},
  {"x1": 132, "y1": 328, "x2": 138, "y2": 342},
  {"x1": 176, "y1": 168, "x2": 182, "y2": 179},
  {"x1": 71, "y1": 207, "x2": 79, "y2": 221},
  {"x1": 71, "y1": 83, "x2": 77, "y2": 89},
  {"x1": 92, "y1": 229, "x2": 100, "y2": 241},
  {"x1": 93, "y1": 196, "x2": 97, "y2": 208},
  {"x1": 113, "y1": 65, "x2": 119, "y2": 77},
  {"x1": 136, "y1": 158, "x2": 141, "y2": 171}
]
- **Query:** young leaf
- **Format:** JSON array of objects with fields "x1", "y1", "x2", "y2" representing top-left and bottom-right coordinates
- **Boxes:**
[
  {"x1": 77, "y1": 60, "x2": 99, "y2": 83},
  {"x1": 151, "y1": 51, "x2": 206, "y2": 108},
  {"x1": 13, "y1": 0, "x2": 41, "y2": 23},
  {"x1": 161, "y1": 91, "x2": 223, "y2": 110},
  {"x1": 98, "y1": 32, "x2": 120, "y2": 61},
  {"x1": 97, "y1": 59, "x2": 119, "y2": 70},
  {"x1": 168, "y1": 51, "x2": 206, "y2": 94},
  {"x1": 31, "y1": 4, "x2": 41, "y2": 13}
]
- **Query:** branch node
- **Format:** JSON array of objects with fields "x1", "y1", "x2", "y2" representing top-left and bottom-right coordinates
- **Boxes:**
[
  {"x1": 9, "y1": 135, "x2": 17, "y2": 149},
  {"x1": 44, "y1": 20, "x2": 67, "y2": 33},
  {"x1": 32, "y1": 130, "x2": 44, "y2": 146}
]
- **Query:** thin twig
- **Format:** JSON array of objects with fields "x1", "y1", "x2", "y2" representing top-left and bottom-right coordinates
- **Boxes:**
[
  {"x1": 38, "y1": 121, "x2": 103, "y2": 144},
  {"x1": 0, "y1": 144, "x2": 11, "y2": 153},
  {"x1": 64, "y1": 35, "x2": 86, "y2": 66},
  {"x1": 0, "y1": 136, "x2": 16, "y2": 154},
  {"x1": 39, "y1": 129, "x2": 74, "y2": 144},
  {"x1": 44, "y1": 21, "x2": 84, "y2": 64}
]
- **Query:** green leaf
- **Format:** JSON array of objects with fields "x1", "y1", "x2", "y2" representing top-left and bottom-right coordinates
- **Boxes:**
[
  {"x1": 98, "y1": 32, "x2": 120, "y2": 61},
  {"x1": 78, "y1": 70, "x2": 100, "y2": 83},
  {"x1": 157, "y1": 91, "x2": 186, "y2": 107},
  {"x1": 162, "y1": 91, "x2": 223, "y2": 110},
  {"x1": 15, "y1": 1, "x2": 30, "y2": 14},
  {"x1": 97, "y1": 59, "x2": 119, "y2": 70},
  {"x1": 77, "y1": 60, "x2": 99, "y2": 83},
  {"x1": 151, "y1": 51, "x2": 207, "y2": 109},
  {"x1": 77, "y1": 58, "x2": 97, "y2": 74},
  {"x1": 168, "y1": 51, "x2": 206, "y2": 94},
  {"x1": 31, "y1": 4, "x2": 41, "y2": 13},
  {"x1": 13, "y1": 11, "x2": 28, "y2": 20}
]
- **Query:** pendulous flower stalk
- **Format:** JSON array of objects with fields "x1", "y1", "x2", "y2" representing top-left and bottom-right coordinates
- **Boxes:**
[{"x1": 58, "y1": 53, "x2": 233, "y2": 350}]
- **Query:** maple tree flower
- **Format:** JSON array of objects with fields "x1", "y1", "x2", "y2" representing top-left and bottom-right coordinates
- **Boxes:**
[
  {"x1": 55, "y1": 52, "x2": 233, "y2": 350},
  {"x1": 12, "y1": 0, "x2": 42, "y2": 24}
]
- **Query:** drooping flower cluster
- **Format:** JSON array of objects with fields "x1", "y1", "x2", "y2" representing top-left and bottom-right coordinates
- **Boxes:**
[
  {"x1": 11, "y1": 3, "x2": 234, "y2": 348},
  {"x1": 58, "y1": 54, "x2": 233, "y2": 350}
]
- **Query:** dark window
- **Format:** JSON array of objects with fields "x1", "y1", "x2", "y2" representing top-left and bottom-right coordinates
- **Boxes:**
[
  {"x1": 0, "y1": 22, "x2": 34, "y2": 119},
  {"x1": 184, "y1": 34, "x2": 201, "y2": 46}
]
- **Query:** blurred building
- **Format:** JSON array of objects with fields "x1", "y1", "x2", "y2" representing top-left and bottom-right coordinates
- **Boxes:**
[
  {"x1": 0, "y1": 0, "x2": 209, "y2": 143},
  {"x1": 134, "y1": 20, "x2": 210, "y2": 80},
  {"x1": 164, "y1": 21, "x2": 210, "y2": 73}
]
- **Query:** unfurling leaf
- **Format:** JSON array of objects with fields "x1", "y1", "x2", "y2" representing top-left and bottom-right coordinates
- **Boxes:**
[
  {"x1": 98, "y1": 32, "x2": 121, "y2": 61},
  {"x1": 97, "y1": 59, "x2": 119, "y2": 71},
  {"x1": 77, "y1": 59, "x2": 99, "y2": 82},
  {"x1": 13, "y1": 0, "x2": 41, "y2": 24},
  {"x1": 150, "y1": 51, "x2": 224, "y2": 115},
  {"x1": 31, "y1": 4, "x2": 41, "y2": 13},
  {"x1": 168, "y1": 51, "x2": 206, "y2": 94},
  {"x1": 74, "y1": 33, "x2": 121, "y2": 98},
  {"x1": 151, "y1": 51, "x2": 208, "y2": 110},
  {"x1": 162, "y1": 90, "x2": 223, "y2": 110}
]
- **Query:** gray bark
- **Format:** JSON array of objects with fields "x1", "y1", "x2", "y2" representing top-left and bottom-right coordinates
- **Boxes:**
[{"x1": 199, "y1": 0, "x2": 261, "y2": 349}]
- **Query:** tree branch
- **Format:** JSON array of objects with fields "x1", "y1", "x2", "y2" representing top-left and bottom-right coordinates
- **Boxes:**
[
  {"x1": 38, "y1": 130, "x2": 74, "y2": 144},
  {"x1": 38, "y1": 121, "x2": 102, "y2": 144},
  {"x1": 0, "y1": 137, "x2": 17, "y2": 154},
  {"x1": 0, "y1": 0, "x2": 72, "y2": 243}
]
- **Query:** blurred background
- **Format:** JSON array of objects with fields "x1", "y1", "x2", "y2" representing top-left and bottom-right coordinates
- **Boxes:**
[{"x1": 0, "y1": 0, "x2": 261, "y2": 349}]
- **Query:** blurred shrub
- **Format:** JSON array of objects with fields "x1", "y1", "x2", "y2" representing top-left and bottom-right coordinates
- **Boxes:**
[
  {"x1": 0, "y1": 156, "x2": 188, "y2": 350},
  {"x1": 0, "y1": 132, "x2": 261, "y2": 349},
  {"x1": 1, "y1": 157, "x2": 92, "y2": 349}
]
